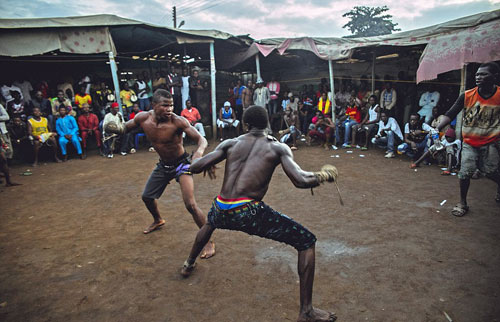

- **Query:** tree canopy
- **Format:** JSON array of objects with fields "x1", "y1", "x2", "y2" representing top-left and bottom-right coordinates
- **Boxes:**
[{"x1": 342, "y1": 6, "x2": 401, "y2": 37}]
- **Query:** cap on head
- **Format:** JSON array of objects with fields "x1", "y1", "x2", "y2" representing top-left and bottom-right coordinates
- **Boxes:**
[
  {"x1": 256, "y1": 77, "x2": 264, "y2": 84},
  {"x1": 111, "y1": 102, "x2": 119, "y2": 108},
  {"x1": 288, "y1": 92, "x2": 293, "y2": 98},
  {"x1": 224, "y1": 101, "x2": 231, "y2": 107}
]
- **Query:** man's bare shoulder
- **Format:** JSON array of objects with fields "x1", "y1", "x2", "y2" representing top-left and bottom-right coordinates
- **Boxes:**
[
  {"x1": 134, "y1": 110, "x2": 152, "y2": 123},
  {"x1": 172, "y1": 114, "x2": 190, "y2": 128}
]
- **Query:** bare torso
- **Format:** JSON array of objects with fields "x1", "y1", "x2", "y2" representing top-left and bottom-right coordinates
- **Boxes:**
[
  {"x1": 135, "y1": 111, "x2": 186, "y2": 162},
  {"x1": 242, "y1": 88, "x2": 253, "y2": 108}
]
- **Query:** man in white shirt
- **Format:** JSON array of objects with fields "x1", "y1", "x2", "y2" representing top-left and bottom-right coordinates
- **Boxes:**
[
  {"x1": 13, "y1": 79, "x2": 33, "y2": 102},
  {"x1": 418, "y1": 88, "x2": 440, "y2": 124},
  {"x1": 181, "y1": 68, "x2": 190, "y2": 110},
  {"x1": 380, "y1": 81, "x2": 397, "y2": 117},
  {"x1": 372, "y1": 111, "x2": 403, "y2": 158},
  {"x1": 136, "y1": 75, "x2": 151, "y2": 111},
  {"x1": 1, "y1": 81, "x2": 23, "y2": 104},
  {"x1": 253, "y1": 79, "x2": 270, "y2": 109}
]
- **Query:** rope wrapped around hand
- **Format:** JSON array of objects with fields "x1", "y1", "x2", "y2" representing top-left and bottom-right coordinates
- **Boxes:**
[
  {"x1": 104, "y1": 121, "x2": 124, "y2": 135},
  {"x1": 313, "y1": 164, "x2": 344, "y2": 206}
]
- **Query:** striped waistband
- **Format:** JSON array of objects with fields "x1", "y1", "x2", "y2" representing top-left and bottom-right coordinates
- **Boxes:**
[{"x1": 214, "y1": 195, "x2": 258, "y2": 211}]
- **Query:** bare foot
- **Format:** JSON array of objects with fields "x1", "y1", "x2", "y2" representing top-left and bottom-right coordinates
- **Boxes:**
[
  {"x1": 6, "y1": 182, "x2": 22, "y2": 187},
  {"x1": 143, "y1": 219, "x2": 166, "y2": 234},
  {"x1": 298, "y1": 308, "x2": 337, "y2": 322},
  {"x1": 200, "y1": 241, "x2": 215, "y2": 259},
  {"x1": 180, "y1": 260, "x2": 196, "y2": 278},
  {"x1": 55, "y1": 158, "x2": 62, "y2": 163}
]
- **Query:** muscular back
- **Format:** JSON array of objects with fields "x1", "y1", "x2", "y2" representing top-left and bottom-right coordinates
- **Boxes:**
[{"x1": 220, "y1": 135, "x2": 282, "y2": 200}]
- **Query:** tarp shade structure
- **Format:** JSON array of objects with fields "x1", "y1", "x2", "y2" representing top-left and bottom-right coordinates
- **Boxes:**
[
  {"x1": 0, "y1": 27, "x2": 116, "y2": 57},
  {"x1": 225, "y1": 10, "x2": 500, "y2": 80}
]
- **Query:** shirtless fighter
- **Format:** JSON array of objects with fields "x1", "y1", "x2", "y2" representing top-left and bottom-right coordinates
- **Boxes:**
[
  {"x1": 110, "y1": 89, "x2": 215, "y2": 258},
  {"x1": 181, "y1": 105, "x2": 338, "y2": 322}
]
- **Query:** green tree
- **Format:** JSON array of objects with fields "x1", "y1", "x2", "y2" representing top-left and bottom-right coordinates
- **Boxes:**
[{"x1": 342, "y1": 6, "x2": 401, "y2": 37}]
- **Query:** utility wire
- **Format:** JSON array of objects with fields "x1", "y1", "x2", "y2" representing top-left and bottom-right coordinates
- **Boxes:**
[{"x1": 179, "y1": 0, "x2": 231, "y2": 16}]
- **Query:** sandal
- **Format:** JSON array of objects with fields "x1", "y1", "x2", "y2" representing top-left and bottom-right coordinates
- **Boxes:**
[
  {"x1": 409, "y1": 163, "x2": 418, "y2": 169},
  {"x1": 441, "y1": 170, "x2": 451, "y2": 176},
  {"x1": 451, "y1": 203, "x2": 469, "y2": 217}
]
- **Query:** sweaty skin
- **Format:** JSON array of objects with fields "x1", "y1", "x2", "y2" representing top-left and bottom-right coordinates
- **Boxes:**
[
  {"x1": 185, "y1": 128, "x2": 336, "y2": 322},
  {"x1": 124, "y1": 96, "x2": 215, "y2": 258}
]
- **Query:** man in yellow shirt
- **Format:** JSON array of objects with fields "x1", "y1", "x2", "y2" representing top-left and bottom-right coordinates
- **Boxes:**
[
  {"x1": 28, "y1": 107, "x2": 60, "y2": 166},
  {"x1": 120, "y1": 82, "x2": 136, "y2": 116}
]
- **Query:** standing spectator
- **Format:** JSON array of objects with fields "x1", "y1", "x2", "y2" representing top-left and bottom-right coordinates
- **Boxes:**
[
  {"x1": 0, "y1": 103, "x2": 12, "y2": 161},
  {"x1": 241, "y1": 79, "x2": 254, "y2": 112},
  {"x1": 233, "y1": 79, "x2": 245, "y2": 121},
  {"x1": 102, "y1": 102, "x2": 130, "y2": 158},
  {"x1": 74, "y1": 86, "x2": 92, "y2": 111},
  {"x1": 197, "y1": 80, "x2": 211, "y2": 125},
  {"x1": 94, "y1": 82, "x2": 113, "y2": 119},
  {"x1": 120, "y1": 82, "x2": 136, "y2": 116},
  {"x1": 397, "y1": 113, "x2": 433, "y2": 160},
  {"x1": 28, "y1": 107, "x2": 60, "y2": 166},
  {"x1": 299, "y1": 99, "x2": 315, "y2": 136},
  {"x1": 380, "y1": 80, "x2": 397, "y2": 117},
  {"x1": 181, "y1": 100, "x2": 206, "y2": 138},
  {"x1": 352, "y1": 95, "x2": 380, "y2": 150},
  {"x1": 253, "y1": 78, "x2": 270, "y2": 109},
  {"x1": 181, "y1": 68, "x2": 190, "y2": 110},
  {"x1": 13, "y1": 78, "x2": 33, "y2": 102},
  {"x1": 136, "y1": 74, "x2": 151, "y2": 111},
  {"x1": 31, "y1": 90, "x2": 52, "y2": 125},
  {"x1": 7, "y1": 90, "x2": 30, "y2": 121},
  {"x1": 143, "y1": 71, "x2": 154, "y2": 102},
  {"x1": 189, "y1": 69, "x2": 203, "y2": 108},
  {"x1": 372, "y1": 111, "x2": 404, "y2": 158},
  {"x1": 55, "y1": 106, "x2": 83, "y2": 161},
  {"x1": 0, "y1": 136, "x2": 20, "y2": 187},
  {"x1": 436, "y1": 62, "x2": 500, "y2": 216},
  {"x1": 57, "y1": 78, "x2": 75, "y2": 101},
  {"x1": 418, "y1": 86, "x2": 440, "y2": 124},
  {"x1": 266, "y1": 76, "x2": 280, "y2": 116},
  {"x1": 1, "y1": 80, "x2": 23, "y2": 104},
  {"x1": 8, "y1": 116, "x2": 30, "y2": 162},
  {"x1": 335, "y1": 84, "x2": 350, "y2": 110},
  {"x1": 217, "y1": 101, "x2": 239, "y2": 141},
  {"x1": 153, "y1": 71, "x2": 167, "y2": 91},
  {"x1": 166, "y1": 67, "x2": 182, "y2": 114},
  {"x1": 78, "y1": 103, "x2": 102, "y2": 157}
]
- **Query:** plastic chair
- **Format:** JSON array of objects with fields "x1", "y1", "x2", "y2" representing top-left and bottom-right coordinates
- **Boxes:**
[{"x1": 135, "y1": 133, "x2": 146, "y2": 149}]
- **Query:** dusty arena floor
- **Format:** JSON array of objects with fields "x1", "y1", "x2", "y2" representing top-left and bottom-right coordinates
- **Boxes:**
[{"x1": 1, "y1": 141, "x2": 499, "y2": 322}]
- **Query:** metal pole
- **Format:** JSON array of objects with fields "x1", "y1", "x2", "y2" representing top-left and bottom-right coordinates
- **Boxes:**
[
  {"x1": 255, "y1": 54, "x2": 261, "y2": 80},
  {"x1": 371, "y1": 51, "x2": 376, "y2": 94},
  {"x1": 108, "y1": 51, "x2": 123, "y2": 114},
  {"x1": 172, "y1": 6, "x2": 177, "y2": 28},
  {"x1": 328, "y1": 59, "x2": 336, "y2": 122},
  {"x1": 210, "y1": 42, "x2": 217, "y2": 139}
]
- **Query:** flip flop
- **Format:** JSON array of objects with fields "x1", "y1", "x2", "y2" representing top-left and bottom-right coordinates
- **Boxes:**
[
  {"x1": 451, "y1": 204, "x2": 469, "y2": 217},
  {"x1": 409, "y1": 163, "x2": 418, "y2": 169},
  {"x1": 143, "y1": 219, "x2": 166, "y2": 234},
  {"x1": 441, "y1": 170, "x2": 451, "y2": 176}
]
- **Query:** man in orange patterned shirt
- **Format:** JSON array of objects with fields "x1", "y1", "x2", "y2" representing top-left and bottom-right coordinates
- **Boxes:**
[{"x1": 437, "y1": 62, "x2": 500, "y2": 217}]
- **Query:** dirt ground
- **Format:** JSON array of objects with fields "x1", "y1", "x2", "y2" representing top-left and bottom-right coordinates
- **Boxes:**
[{"x1": 1, "y1": 140, "x2": 499, "y2": 322}]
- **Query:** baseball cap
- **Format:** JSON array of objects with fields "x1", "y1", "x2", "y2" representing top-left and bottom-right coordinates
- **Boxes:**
[
  {"x1": 111, "y1": 102, "x2": 119, "y2": 108},
  {"x1": 224, "y1": 101, "x2": 231, "y2": 107}
]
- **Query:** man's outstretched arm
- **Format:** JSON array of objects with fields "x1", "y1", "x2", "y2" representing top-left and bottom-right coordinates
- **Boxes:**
[
  {"x1": 190, "y1": 139, "x2": 233, "y2": 174},
  {"x1": 182, "y1": 118, "x2": 208, "y2": 160},
  {"x1": 279, "y1": 144, "x2": 320, "y2": 189}
]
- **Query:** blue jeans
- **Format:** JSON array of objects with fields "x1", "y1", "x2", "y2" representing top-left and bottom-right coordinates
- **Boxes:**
[
  {"x1": 343, "y1": 120, "x2": 358, "y2": 144},
  {"x1": 139, "y1": 98, "x2": 150, "y2": 111},
  {"x1": 374, "y1": 130, "x2": 396, "y2": 153},
  {"x1": 397, "y1": 135, "x2": 429, "y2": 159}
]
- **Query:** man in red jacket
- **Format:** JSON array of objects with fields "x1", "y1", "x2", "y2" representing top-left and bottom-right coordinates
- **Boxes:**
[{"x1": 78, "y1": 103, "x2": 102, "y2": 157}]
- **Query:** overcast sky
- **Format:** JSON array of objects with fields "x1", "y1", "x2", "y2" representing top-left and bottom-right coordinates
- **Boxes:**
[{"x1": 1, "y1": 0, "x2": 499, "y2": 39}]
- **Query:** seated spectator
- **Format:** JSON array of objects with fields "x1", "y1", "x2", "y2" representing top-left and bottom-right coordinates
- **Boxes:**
[
  {"x1": 299, "y1": 99, "x2": 315, "y2": 137},
  {"x1": 217, "y1": 101, "x2": 239, "y2": 141},
  {"x1": 74, "y1": 86, "x2": 92, "y2": 112},
  {"x1": 181, "y1": 100, "x2": 206, "y2": 138},
  {"x1": 51, "y1": 90, "x2": 75, "y2": 124},
  {"x1": 352, "y1": 95, "x2": 380, "y2": 150},
  {"x1": 8, "y1": 116, "x2": 30, "y2": 162},
  {"x1": 429, "y1": 106, "x2": 449, "y2": 133},
  {"x1": 78, "y1": 103, "x2": 102, "y2": 157},
  {"x1": 397, "y1": 113, "x2": 434, "y2": 160},
  {"x1": 418, "y1": 87, "x2": 440, "y2": 124},
  {"x1": 31, "y1": 90, "x2": 53, "y2": 125},
  {"x1": 55, "y1": 106, "x2": 83, "y2": 161},
  {"x1": 372, "y1": 111, "x2": 404, "y2": 158},
  {"x1": 410, "y1": 128, "x2": 461, "y2": 175},
  {"x1": 1, "y1": 81, "x2": 23, "y2": 104},
  {"x1": 28, "y1": 107, "x2": 60, "y2": 166},
  {"x1": 336, "y1": 96, "x2": 361, "y2": 148},
  {"x1": 279, "y1": 106, "x2": 300, "y2": 150},
  {"x1": 0, "y1": 136, "x2": 20, "y2": 187},
  {"x1": 7, "y1": 90, "x2": 31, "y2": 121},
  {"x1": 306, "y1": 113, "x2": 335, "y2": 150},
  {"x1": 102, "y1": 102, "x2": 130, "y2": 158},
  {"x1": 94, "y1": 82, "x2": 113, "y2": 119}
]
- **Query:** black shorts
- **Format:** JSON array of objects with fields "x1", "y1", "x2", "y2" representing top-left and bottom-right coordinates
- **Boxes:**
[
  {"x1": 207, "y1": 198, "x2": 317, "y2": 251},
  {"x1": 142, "y1": 153, "x2": 192, "y2": 199}
]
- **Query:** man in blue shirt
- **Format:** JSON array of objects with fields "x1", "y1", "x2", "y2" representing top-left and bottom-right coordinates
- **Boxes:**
[
  {"x1": 233, "y1": 79, "x2": 246, "y2": 121},
  {"x1": 56, "y1": 106, "x2": 83, "y2": 161}
]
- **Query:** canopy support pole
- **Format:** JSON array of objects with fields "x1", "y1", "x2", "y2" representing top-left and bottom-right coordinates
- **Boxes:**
[
  {"x1": 328, "y1": 59, "x2": 336, "y2": 122},
  {"x1": 255, "y1": 54, "x2": 261, "y2": 80},
  {"x1": 456, "y1": 64, "x2": 467, "y2": 139},
  {"x1": 108, "y1": 51, "x2": 123, "y2": 114},
  {"x1": 210, "y1": 42, "x2": 217, "y2": 139},
  {"x1": 371, "y1": 51, "x2": 376, "y2": 94}
]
